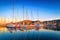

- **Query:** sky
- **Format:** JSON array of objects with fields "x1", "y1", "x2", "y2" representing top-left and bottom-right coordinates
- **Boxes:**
[{"x1": 0, "y1": 0, "x2": 60, "y2": 22}]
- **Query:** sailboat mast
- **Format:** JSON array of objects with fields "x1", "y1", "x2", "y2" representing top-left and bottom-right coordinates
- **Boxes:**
[
  {"x1": 26, "y1": 10, "x2": 28, "y2": 20},
  {"x1": 12, "y1": 0, "x2": 14, "y2": 23},
  {"x1": 31, "y1": 10, "x2": 33, "y2": 21},
  {"x1": 37, "y1": 9, "x2": 39, "y2": 20},
  {"x1": 23, "y1": 3, "x2": 24, "y2": 21}
]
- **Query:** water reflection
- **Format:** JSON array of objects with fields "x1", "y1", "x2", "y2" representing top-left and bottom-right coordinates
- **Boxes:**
[{"x1": 0, "y1": 29, "x2": 60, "y2": 40}]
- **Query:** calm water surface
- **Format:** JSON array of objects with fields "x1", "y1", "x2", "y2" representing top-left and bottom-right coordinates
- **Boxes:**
[{"x1": 0, "y1": 29, "x2": 60, "y2": 40}]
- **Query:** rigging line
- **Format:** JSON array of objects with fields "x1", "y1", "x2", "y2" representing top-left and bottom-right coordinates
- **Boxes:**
[
  {"x1": 26, "y1": 10, "x2": 28, "y2": 20},
  {"x1": 15, "y1": 8, "x2": 17, "y2": 23},
  {"x1": 15, "y1": 3, "x2": 19, "y2": 23},
  {"x1": 26, "y1": 10, "x2": 27, "y2": 20},
  {"x1": 31, "y1": 10, "x2": 33, "y2": 21},
  {"x1": 12, "y1": 0, "x2": 14, "y2": 23},
  {"x1": 23, "y1": 3, "x2": 24, "y2": 21},
  {"x1": 37, "y1": 9, "x2": 39, "y2": 20},
  {"x1": 25, "y1": 9, "x2": 30, "y2": 20},
  {"x1": 17, "y1": 7, "x2": 19, "y2": 22}
]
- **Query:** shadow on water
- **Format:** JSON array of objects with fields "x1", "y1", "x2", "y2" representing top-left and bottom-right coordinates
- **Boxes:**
[{"x1": 0, "y1": 29, "x2": 60, "y2": 40}]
